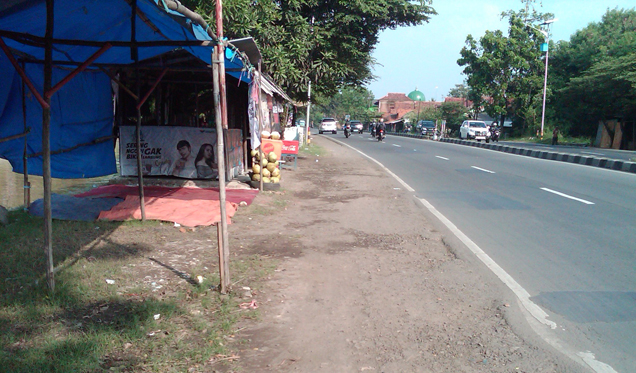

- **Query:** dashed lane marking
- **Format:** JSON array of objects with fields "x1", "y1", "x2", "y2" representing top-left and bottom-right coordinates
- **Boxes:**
[{"x1": 540, "y1": 187, "x2": 594, "y2": 205}]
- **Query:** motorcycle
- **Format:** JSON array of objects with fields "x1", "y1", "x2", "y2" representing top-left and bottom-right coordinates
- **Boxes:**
[
  {"x1": 490, "y1": 126, "x2": 500, "y2": 142},
  {"x1": 344, "y1": 123, "x2": 351, "y2": 138},
  {"x1": 370, "y1": 127, "x2": 376, "y2": 138},
  {"x1": 377, "y1": 128, "x2": 385, "y2": 142}
]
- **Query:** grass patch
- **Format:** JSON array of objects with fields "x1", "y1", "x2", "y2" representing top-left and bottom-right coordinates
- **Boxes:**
[
  {"x1": 300, "y1": 142, "x2": 328, "y2": 157},
  {"x1": 505, "y1": 135, "x2": 592, "y2": 146},
  {"x1": 0, "y1": 209, "x2": 276, "y2": 372}
]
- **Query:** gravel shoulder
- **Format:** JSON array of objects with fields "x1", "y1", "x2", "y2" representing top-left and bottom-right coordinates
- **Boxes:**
[{"x1": 225, "y1": 135, "x2": 587, "y2": 372}]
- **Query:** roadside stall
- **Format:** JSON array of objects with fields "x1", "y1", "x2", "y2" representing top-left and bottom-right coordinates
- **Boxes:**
[{"x1": 0, "y1": 0, "x2": 293, "y2": 291}]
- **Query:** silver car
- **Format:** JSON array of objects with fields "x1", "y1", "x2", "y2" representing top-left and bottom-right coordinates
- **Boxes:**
[
  {"x1": 459, "y1": 120, "x2": 491, "y2": 142},
  {"x1": 319, "y1": 118, "x2": 337, "y2": 134}
]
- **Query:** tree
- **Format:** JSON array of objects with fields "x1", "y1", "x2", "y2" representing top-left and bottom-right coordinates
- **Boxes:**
[
  {"x1": 183, "y1": 0, "x2": 436, "y2": 101},
  {"x1": 549, "y1": 8, "x2": 636, "y2": 137},
  {"x1": 457, "y1": 1, "x2": 552, "y2": 133},
  {"x1": 312, "y1": 86, "x2": 376, "y2": 124},
  {"x1": 448, "y1": 84, "x2": 469, "y2": 98},
  {"x1": 439, "y1": 101, "x2": 468, "y2": 134}
]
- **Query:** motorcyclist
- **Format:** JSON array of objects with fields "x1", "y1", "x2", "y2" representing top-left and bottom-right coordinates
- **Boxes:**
[
  {"x1": 370, "y1": 122, "x2": 376, "y2": 137},
  {"x1": 376, "y1": 121, "x2": 386, "y2": 140},
  {"x1": 489, "y1": 122, "x2": 499, "y2": 141}
]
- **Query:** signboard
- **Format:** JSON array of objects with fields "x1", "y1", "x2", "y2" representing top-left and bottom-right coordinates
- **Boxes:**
[
  {"x1": 261, "y1": 139, "x2": 282, "y2": 160},
  {"x1": 120, "y1": 126, "x2": 218, "y2": 179},
  {"x1": 541, "y1": 43, "x2": 549, "y2": 52},
  {"x1": 282, "y1": 140, "x2": 299, "y2": 154},
  {"x1": 225, "y1": 129, "x2": 244, "y2": 179}
]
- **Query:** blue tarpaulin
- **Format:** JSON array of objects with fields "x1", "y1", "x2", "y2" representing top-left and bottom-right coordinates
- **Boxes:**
[{"x1": 0, "y1": 0, "x2": 252, "y2": 178}]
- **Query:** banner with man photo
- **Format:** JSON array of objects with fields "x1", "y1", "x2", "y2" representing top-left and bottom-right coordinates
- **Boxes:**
[{"x1": 119, "y1": 126, "x2": 218, "y2": 179}]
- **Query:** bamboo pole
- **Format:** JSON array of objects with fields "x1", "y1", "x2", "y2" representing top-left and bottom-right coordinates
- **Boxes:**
[
  {"x1": 43, "y1": 0, "x2": 54, "y2": 291},
  {"x1": 212, "y1": 48, "x2": 229, "y2": 293},
  {"x1": 131, "y1": 0, "x2": 146, "y2": 221},
  {"x1": 21, "y1": 66, "x2": 30, "y2": 210},
  {"x1": 256, "y1": 63, "x2": 264, "y2": 192},
  {"x1": 215, "y1": 0, "x2": 231, "y2": 293}
]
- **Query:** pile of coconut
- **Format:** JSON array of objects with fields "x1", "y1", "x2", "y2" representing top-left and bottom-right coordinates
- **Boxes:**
[{"x1": 250, "y1": 130, "x2": 282, "y2": 183}]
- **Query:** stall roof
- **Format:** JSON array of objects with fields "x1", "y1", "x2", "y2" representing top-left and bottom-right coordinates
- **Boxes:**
[
  {"x1": 0, "y1": 0, "x2": 252, "y2": 81},
  {"x1": 229, "y1": 37, "x2": 262, "y2": 66},
  {"x1": 0, "y1": 0, "x2": 256, "y2": 179}
]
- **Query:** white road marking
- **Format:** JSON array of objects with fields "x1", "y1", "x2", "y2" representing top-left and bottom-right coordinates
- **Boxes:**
[
  {"x1": 415, "y1": 197, "x2": 557, "y2": 329},
  {"x1": 471, "y1": 166, "x2": 495, "y2": 173},
  {"x1": 435, "y1": 156, "x2": 449, "y2": 160},
  {"x1": 582, "y1": 151, "x2": 605, "y2": 156},
  {"x1": 540, "y1": 187, "x2": 594, "y2": 205},
  {"x1": 392, "y1": 144, "x2": 401, "y2": 147},
  {"x1": 330, "y1": 138, "x2": 414, "y2": 192},
  {"x1": 577, "y1": 352, "x2": 618, "y2": 373}
]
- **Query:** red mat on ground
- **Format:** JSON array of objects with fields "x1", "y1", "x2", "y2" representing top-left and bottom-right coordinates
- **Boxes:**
[{"x1": 75, "y1": 185, "x2": 259, "y2": 227}]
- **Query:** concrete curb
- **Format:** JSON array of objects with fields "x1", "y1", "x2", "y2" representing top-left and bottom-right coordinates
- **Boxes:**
[{"x1": 438, "y1": 138, "x2": 636, "y2": 174}]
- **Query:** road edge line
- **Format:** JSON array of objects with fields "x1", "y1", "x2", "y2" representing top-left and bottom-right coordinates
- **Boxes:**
[
  {"x1": 414, "y1": 196, "x2": 557, "y2": 329},
  {"x1": 328, "y1": 136, "x2": 414, "y2": 192}
]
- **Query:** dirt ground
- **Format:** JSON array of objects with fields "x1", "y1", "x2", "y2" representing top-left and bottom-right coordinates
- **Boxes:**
[{"x1": 219, "y1": 135, "x2": 587, "y2": 373}]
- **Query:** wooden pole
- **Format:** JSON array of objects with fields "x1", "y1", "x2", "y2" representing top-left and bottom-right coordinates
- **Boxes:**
[
  {"x1": 256, "y1": 63, "x2": 264, "y2": 192},
  {"x1": 131, "y1": 0, "x2": 146, "y2": 221},
  {"x1": 43, "y1": 0, "x2": 54, "y2": 291},
  {"x1": 21, "y1": 62, "x2": 30, "y2": 211},
  {"x1": 214, "y1": 0, "x2": 231, "y2": 293},
  {"x1": 212, "y1": 48, "x2": 229, "y2": 293},
  {"x1": 215, "y1": 0, "x2": 231, "y2": 292}
]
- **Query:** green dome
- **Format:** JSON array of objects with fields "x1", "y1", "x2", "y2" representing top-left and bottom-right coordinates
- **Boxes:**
[{"x1": 408, "y1": 89, "x2": 425, "y2": 101}]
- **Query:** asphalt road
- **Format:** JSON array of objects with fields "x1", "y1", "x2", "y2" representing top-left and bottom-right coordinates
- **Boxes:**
[
  {"x1": 320, "y1": 131, "x2": 636, "y2": 373},
  {"x1": 497, "y1": 141, "x2": 636, "y2": 162}
]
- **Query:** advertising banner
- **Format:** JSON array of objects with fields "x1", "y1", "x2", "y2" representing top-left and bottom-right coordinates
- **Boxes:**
[
  {"x1": 225, "y1": 129, "x2": 244, "y2": 179},
  {"x1": 282, "y1": 140, "x2": 299, "y2": 154},
  {"x1": 120, "y1": 126, "x2": 218, "y2": 179},
  {"x1": 261, "y1": 139, "x2": 282, "y2": 160}
]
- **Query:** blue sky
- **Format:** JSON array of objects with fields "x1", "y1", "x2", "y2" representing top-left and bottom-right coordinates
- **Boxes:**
[{"x1": 367, "y1": 0, "x2": 636, "y2": 101}]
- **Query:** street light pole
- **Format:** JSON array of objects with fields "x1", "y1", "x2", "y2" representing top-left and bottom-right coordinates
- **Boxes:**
[
  {"x1": 536, "y1": 18, "x2": 557, "y2": 140},
  {"x1": 540, "y1": 41, "x2": 549, "y2": 139}
]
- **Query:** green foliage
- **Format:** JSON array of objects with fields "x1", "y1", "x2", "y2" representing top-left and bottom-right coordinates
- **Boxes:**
[
  {"x1": 439, "y1": 101, "x2": 469, "y2": 133},
  {"x1": 458, "y1": 1, "x2": 552, "y2": 134},
  {"x1": 550, "y1": 8, "x2": 636, "y2": 136},
  {"x1": 447, "y1": 84, "x2": 469, "y2": 98},
  {"x1": 182, "y1": 0, "x2": 436, "y2": 101},
  {"x1": 312, "y1": 86, "x2": 376, "y2": 124}
]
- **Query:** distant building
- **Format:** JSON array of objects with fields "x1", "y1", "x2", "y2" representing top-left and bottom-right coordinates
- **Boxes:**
[
  {"x1": 374, "y1": 92, "x2": 441, "y2": 131},
  {"x1": 444, "y1": 96, "x2": 472, "y2": 108}
]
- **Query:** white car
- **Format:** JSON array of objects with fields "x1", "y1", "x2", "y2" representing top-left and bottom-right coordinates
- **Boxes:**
[
  {"x1": 319, "y1": 118, "x2": 337, "y2": 134},
  {"x1": 459, "y1": 120, "x2": 491, "y2": 142}
]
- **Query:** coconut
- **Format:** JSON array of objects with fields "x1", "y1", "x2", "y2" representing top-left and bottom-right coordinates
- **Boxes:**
[
  {"x1": 270, "y1": 176, "x2": 280, "y2": 183},
  {"x1": 271, "y1": 168, "x2": 280, "y2": 177},
  {"x1": 273, "y1": 160, "x2": 279, "y2": 168},
  {"x1": 266, "y1": 162, "x2": 276, "y2": 173},
  {"x1": 261, "y1": 168, "x2": 271, "y2": 178},
  {"x1": 251, "y1": 173, "x2": 261, "y2": 181},
  {"x1": 260, "y1": 158, "x2": 268, "y2": 168},
  {"x1": 250, "y1": 149, "x2": 258, "y2": 157},
  {"x1": 252, "y1": 164, "x2": 261, "y2": 174},
  {"x1": 262, "y1": 177, "x2": 271, "y2": 183},
  {"x1": 267, "y1": 151, "x2": 277, "y2": 163},
  {"x1": 270, "y1": 131, "x2": 281, "y2": 140},
  {"x1": 261, "y1": 130, "x2": 271, "y2": 139}
]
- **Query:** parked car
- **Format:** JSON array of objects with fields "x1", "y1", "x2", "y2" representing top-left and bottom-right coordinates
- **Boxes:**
[
  {"x1": 349, "y1": 120, "x2": 363, "y2": 133},
  {"x1": 319, "y1": 118, "x2": 337, "y2": 134},
  {"x1": 459, "y1": 120, "x2": 490, "y2": 141},
  {"x1": 419, "y1": 120, "x2": 436, "y2": 136}
]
